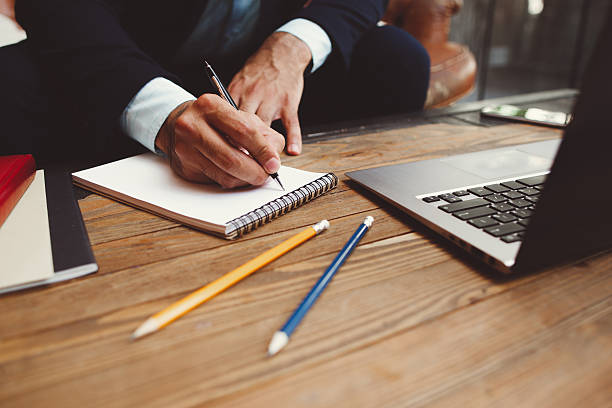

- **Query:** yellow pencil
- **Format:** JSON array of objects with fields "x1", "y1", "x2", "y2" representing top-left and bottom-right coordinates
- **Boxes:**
[{"x1": 131, "y1": 219, "x2": 330, "y2": 340}]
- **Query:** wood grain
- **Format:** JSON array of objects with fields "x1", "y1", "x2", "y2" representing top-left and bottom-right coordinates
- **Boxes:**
[{"x1": 1, "y1": 122, "x2": 608, "y2": 408}]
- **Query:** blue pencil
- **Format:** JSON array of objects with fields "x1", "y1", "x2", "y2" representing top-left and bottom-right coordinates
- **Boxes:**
[{"x1": 267, "y1": 216, "x2": 374, "y2": 356}]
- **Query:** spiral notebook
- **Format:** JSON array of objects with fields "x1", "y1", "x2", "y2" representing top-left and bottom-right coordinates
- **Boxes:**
[{"x1": 72, "y1": 154, "x2": 337, "y2": 239}]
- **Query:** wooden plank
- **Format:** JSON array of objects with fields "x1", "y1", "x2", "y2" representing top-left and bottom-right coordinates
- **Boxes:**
[
  {"x1": 3, "y1": 246, "x2": 609, "y2": 407},
  {"x1": 77, "y1": 194, "x2": 134, "y2": 222},
  {"x1": 202, "y1": 254, "x2": 612, "y2": 408},
  {"x1": 0, "y1": 208, "x2": 415, "y2": 339},
  {"x1": 0, "y1": 229, "x2": 554, "y2": 407}
]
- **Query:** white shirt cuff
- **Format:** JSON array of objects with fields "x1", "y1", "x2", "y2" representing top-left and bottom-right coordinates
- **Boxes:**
[
  {"x1": 276, "y1": 18, "x2": 332, "y2": 73},
  {"x1": 120, "y1": 77, "x2": 196, "y2": 153}
]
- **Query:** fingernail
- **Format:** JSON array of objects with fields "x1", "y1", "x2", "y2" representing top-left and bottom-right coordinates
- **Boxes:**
[
  {"x1": 289, "y1": 143, "x2": 301, "y2": 154},
  {"x1": 264, "y1": 157, "x2": 280, "y2": 173}
]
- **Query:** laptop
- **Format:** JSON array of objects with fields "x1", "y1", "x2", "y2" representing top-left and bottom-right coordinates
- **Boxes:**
[{"x1": 346, "y1": 17, "x2": 612, "y2": 274}]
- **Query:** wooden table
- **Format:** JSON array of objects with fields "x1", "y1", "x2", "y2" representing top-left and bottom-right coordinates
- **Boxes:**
[{"x1": 2, "y1": 91, "x2": 611, "y2": 407}]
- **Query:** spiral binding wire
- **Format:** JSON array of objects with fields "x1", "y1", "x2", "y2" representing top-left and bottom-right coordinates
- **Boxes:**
[{"x1": 225, "y1": 173, "x2": 338, "y2": 239}]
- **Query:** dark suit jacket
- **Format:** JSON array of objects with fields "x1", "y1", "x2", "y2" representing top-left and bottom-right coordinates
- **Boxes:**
[{"x1": 16, "y1": 0, "x2": 387, "y2": 150}]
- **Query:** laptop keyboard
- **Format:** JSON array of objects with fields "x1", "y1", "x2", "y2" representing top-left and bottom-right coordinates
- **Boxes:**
[{"x1": 421, "y1": 174, "x2": 547, "y2": 243}]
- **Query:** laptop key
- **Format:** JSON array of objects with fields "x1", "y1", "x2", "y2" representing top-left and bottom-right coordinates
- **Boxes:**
[
  {"x1": 501, "y1": 180, "x2": 524, "y2": 190},
  {"x1": 467, "y1": 187, "x2": 492, "y2": 197},
  {"x1": 502, "y1": 190, "x2": 524, "y2": 199},
  {"x1": 490, "y1": 202, "x2": 514, "y2": 212},
  {"x1": 423, "y1": 196, "x2": 441, "y2": 203},
  {"x1": 508, "y1": 198, "x2": 532, "y2": 208},
  {"x1": 438, "y1": 198, "x2": 489, "y2": 213},
  {"x1": 485, "y1": 184, "x2": 510, "y2": 193},
  {"x1": 526, "y1": 195, "x2": 539, "y2": 203},
  {"x1": 453, "y1": 190, "x2": 470, "y2": 196},
  {"x1": 501, "y1": 232, "x2": 524, "y2": 243},
  {"x1": 512, "y1": 208, "x2": 535, "y2": 218},
  {"x1": 517, "y1": 174, "x2": 547, "y2": 186},
  {"x1": 484, "y1": 222, "x2": 525, "y2": 237},
  {"x1": 485, "y1": 194, "x2": 507, "y2": 203},
  {"x1": 468, "y1": 216, "x2": 499, "y2": 228},
  {"x1": 518, "y1": 218, "x2": 530, "y2": 227},
  {"x1": 518, "y1": 187, "x2": 539, "y2": 196},
  {"x1": 438, "y1": 193, "x2": 462, "y2": 203},
  {"x1": 454, "y1": 206, "x2": 496, "y2": 220},
  {"x1": 492, "y1": 213, "x2": 518, "y2": 223}
]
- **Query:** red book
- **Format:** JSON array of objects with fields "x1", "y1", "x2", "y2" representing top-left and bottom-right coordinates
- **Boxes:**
[{"x1": 0, "y1": 154, "x2": 37, "y2": 228}]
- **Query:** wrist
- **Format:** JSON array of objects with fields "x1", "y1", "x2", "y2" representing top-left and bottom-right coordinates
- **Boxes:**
[
  {"x1": 266, "y1": 32, "x2": 312, "y2": 75},
  {"x1": 155, "y1": 100, "x2": 193, "y2": 156}
]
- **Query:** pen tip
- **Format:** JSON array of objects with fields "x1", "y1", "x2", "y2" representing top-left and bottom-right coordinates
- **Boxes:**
[{"x1": 274, "y1": 176, "x2": 285, "y2": 191}]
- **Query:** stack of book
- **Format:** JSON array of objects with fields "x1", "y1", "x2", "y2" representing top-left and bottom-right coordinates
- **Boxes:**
[{"x1": 0, "y1": 155, "x2": 97, "y2": 294}]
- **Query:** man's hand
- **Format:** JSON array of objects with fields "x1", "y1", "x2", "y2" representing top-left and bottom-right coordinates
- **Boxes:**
[
  {"x1": 228, "y1": 32, "x2": 312, "y2": 156},
  {"x1": 155, "y1": 94, "x2": 285, "y2": 188}
]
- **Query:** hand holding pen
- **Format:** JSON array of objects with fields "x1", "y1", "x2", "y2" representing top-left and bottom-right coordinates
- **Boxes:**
[
  {"x1": 153, "y1": 74, "x2": 285, "y2": 189},
  {"x1": 205, "y1": 60, "x2": 284, "y2": 190}
]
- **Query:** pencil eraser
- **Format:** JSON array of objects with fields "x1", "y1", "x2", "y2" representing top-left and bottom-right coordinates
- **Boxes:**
[
  {"x1": 314, "y1": 219, "x2": 330, "y2": 233},
  {"x1": 364, "y1": 216, "x2": 374, "y2": 227}
]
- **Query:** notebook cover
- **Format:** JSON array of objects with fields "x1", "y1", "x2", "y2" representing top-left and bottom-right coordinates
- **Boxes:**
[
  {"x1": 0, "y1": 168, "x2": 98, "y2": 294},
  {"x1": 0, "y1": 154, "x2": 36, "y2": 228}
]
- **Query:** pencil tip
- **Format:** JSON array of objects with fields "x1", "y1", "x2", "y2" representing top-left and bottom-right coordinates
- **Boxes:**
[
  {"x1": 131, "y1": 318, "x2": 158, "y2": 341},
  {"x1": 267, "y1": 331, "x2": 289, "y2": 356}
]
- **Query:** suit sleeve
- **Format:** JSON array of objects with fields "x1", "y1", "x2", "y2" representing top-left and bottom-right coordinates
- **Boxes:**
[
  {"x1": 15, "y1": 0, "x2": 177, "y2": 143},
  {"x1": 294, "y1": 0, "x2": 388, "y2": 68}
]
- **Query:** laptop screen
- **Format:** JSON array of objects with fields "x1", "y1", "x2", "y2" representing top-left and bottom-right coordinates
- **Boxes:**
[{"x1": 514, "y1": 12, "x2": 612, "y2": 271}]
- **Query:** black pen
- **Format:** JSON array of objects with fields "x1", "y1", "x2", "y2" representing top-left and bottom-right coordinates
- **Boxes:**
[{"x1": 204, "y1": 60, "x2": 284, "y2": 190}]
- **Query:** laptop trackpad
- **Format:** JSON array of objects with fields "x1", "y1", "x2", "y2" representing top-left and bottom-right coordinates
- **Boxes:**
[{"x1": 441, "y1": 150, "x2": 552, "y2": 180}]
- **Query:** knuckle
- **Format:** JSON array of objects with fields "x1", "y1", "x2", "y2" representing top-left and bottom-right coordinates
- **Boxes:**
[
  {"x1": 259, "y1": 115, "x2": 272, "y2": 126},
  {"x1": 174, "y1": 115, "x2": 196, "y2": 136},
  {"x1": 267, "y1": 132, "x2": 285, "y2": 153},
  {"x1": 245, "y1": 82, "x2": 260, "y2": 96},
  {"x1": 195, "y1": 93, "x2": 218, "y2": 110},
  {"x1": 235, "y1": 113, "x2": 258, "y2": 139},
  {"x1": 253, "y1": 143, "x2": 273, "y2": 160}
]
